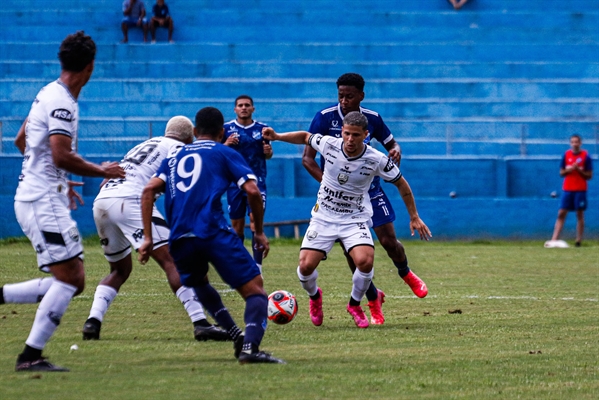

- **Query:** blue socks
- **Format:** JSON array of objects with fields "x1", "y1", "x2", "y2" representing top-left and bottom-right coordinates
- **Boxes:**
[
  {"x1": 365, "y1": 281, "x2": 379, "y2": 301},
  {"x1": 192, "y1": 283, "x2": 241, "y2": 340},
  {"x1": 394, "y1": 257, "x2": 410, "y2": 278},
  {"x1": 242, "y1": 294, "x2": 268, "y2": 352}
]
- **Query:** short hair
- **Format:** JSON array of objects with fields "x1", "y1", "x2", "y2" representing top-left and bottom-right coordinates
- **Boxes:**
[
  {"x1": 58, "y1": 31, "x2": 96, "y2": 72},
  {"x1": 336, "y1": 73, "x2": 365, "y2": 92},
  {"x1": 343, "y1": 111, "x2": 368, "y2": 130},
  {"x1": 164, "y1": 116, "x2": 194, "y2": 142},
  {"x1": 235, "y1": 95, "x2": 254, "y2": 106},
  {"x1": 195, "y1": 107, "x2": 224, "y2": 137},
  {"x1": 570, "y1": 134, "x2": 582, "y2": 141}
]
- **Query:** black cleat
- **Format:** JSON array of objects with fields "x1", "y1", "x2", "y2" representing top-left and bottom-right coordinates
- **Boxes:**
[
  {"x1": 239, "y1": 351, "x2": 286, "y2": 364},
  {"x1": 82, "y1": 318, "x2": 101, "y2": 340},
  {"x1": 234, "y1": 333, "x2": 245, "y2": 359},
  {"x1": 16, "y1": 357, "x2": 69, "y2": 372},
  {"x1": 193, "y1": 324, "x2": 230, "y2": 342}
]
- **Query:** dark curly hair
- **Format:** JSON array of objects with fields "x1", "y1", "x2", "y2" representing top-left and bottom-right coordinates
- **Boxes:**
[
  {"x1": 336, "y1": 73, "x2": 365, "y2": 92},
  {"x1": 58, "y1": 31, "x2": 96, "y2": 72},
  {"x1": 195, "y1": 107, "x2": 224, "y2": 137}
]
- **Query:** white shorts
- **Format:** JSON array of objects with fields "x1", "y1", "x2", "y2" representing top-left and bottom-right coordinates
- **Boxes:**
[
  {"x1": 15, "y1": 191, "x2": 83, "y2": 272},
  {"x1": 93, "y1": 197, "x2": 169, "y2": 262},
  {"x1": 300, "y1": 219, "x2": 374, "y2": 256}
]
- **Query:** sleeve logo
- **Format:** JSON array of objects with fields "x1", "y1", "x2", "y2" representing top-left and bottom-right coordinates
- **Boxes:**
[
  {"x1": 383, "y1": 158, "x2": 395, "y2": 172},
  {"x1": 50, "y1": 109, "x2": 73, "y2": 122}
]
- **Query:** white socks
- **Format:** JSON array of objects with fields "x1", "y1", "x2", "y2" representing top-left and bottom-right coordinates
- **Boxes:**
[
  {"x1": 88, "y1": 285, "x2": 118, "y2": 322},
  {"x1": 297, "y1": 266, "x2": 319, "y2": 297},
  {"x1": 2, "y1": 277, "x2": 53, "y2": 303},
  {"x1": 25, "y1": 280, "x2": 77, "y2": 350},
  {"x1": 351, "y1": 269, "x2": 374, "y2": 303},
  {"x1": 176, "y1": 286, "x2": 207, "y2": 322}
]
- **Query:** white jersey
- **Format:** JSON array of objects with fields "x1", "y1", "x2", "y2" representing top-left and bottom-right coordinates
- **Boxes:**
[
  {"x1": 15, "y1": 80, "x2": 79, "y2": 202},
  {"x1": 96, "y1": 136, "x2": 183, "y2": 199},
  {"x1": 308, "y1": 134, "x2": 402, "y2": 224}
]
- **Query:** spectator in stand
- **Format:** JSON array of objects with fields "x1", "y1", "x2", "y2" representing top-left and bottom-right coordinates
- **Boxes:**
[
  {"x1": 448, "y1": 0, "x2": 469, "y2": 10},
  {"x1": 150, "y1": 0, "x2": 174, "y2": 43},
  {"x1": 122, "y1": 0, "x2": 149, "y2": 43}
]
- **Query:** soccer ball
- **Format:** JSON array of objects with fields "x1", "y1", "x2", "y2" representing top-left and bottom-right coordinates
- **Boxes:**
[{"x1": 267, "y1": 290, "x2": 298, "y2": 325}]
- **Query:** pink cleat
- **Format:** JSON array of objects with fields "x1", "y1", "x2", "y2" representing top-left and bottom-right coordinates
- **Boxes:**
[
  {"x1": 403, "y1": 271, "x2": 428, "y2": 298},
  {"x1": 309, "y1": 288, "x2": 323, "y2": 326},
  {"x1": 346, "y1": 304, "x2": 369, "y2": 328},
  {"x1": 367, "y1": 289, "x2": 385, "y2": 325}
]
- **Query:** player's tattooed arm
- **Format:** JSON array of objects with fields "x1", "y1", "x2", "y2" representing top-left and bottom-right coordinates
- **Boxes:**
[{"x1": 394, "y1": 176, "x2": 432, "y2": 241}]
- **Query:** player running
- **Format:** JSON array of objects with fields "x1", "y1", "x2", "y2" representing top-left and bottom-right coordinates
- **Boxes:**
[
  {"x1": 223, "y1": 95, "x2": 273, "y2": 269},
  {"x1": 1, "y1": 32, "x2": 125, "y2": 372},
  {"x1": 139, "y1": 107, "x2": 285, "y2": 364},
  {"x1": 263, "y1": 112, "x2": 432, "y2": 328},
  {"x1": 81, "y1": 116, "x2": 228, "y2": 342},
  {"x1": 303, "y1": 73, "x2": 429, "y2": 325}
]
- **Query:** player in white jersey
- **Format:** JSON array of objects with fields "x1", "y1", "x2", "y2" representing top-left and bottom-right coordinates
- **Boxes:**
[
  {"x1": 262, "y1": 112, "x2": 431, "y2": 328},
  {"x1": 81, "y1": 116, "x2": 228, "y2": 342},
  {"x1": 0, "y1": 32, "x2": 126, "y2": 372}
]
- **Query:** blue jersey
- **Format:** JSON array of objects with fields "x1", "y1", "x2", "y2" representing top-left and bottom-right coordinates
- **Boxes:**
[
  {"x1": 223, "y1": 120, "x2": 269, "y2": 190},
  {"x1": 155, "y1": 140, "x2": 256, "y2": 241},
  {"x1": 308, "y1": 104, "x2": 394, "y2": 192}
]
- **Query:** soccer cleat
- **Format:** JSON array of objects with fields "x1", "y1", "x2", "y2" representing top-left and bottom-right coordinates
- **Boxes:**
[
  {"x1": 16, "y1": 357, "x2": 69, "y2": 372},
  {"x1": 367, "y1": 289, "x2": 386, "y2": 325},
  {"x1": 234, "y1": 333, "x2": 245, "y2": 359},
  {"x1": 238, "y1": 351, "x2": 286, "y2": 364},
  {"x1": 309, "y1": 287, "x2": 323, "y2": 326},
  {"x1": 82, "y1": 318, "x2": 101, "y2": 340},
  {"x1": 346, "y1": 304, "x2": 369, "y2": 328},
  {"x1": 403, "y1": 271, "x2": 428, "y2": 298},
  {"x1": 194, "y1": 324, "x2": 230, "y2": 342}
]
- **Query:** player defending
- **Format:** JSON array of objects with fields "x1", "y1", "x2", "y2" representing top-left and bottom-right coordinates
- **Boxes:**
[
  {"x1": 550, "y1": 134, "x2": 593, "y2": 246},
  {"x1": 81, "y1": 116, "x2": 228, "y2": 342},
  {"x1": 303, "y1": 73, "x2": 429, "y2": 325},
  {"x1": 263, "y1": 112, "x2": 432, "y2": 328},
  {"x1": 139, "y1": 107, "x2": 285, "y2": 364},
  {"x1": 223, "y1": 95, "x2": 273, "y2": 268},
  {"x1": 0, "y1": 32, "x2": 125, "y2": 372}
]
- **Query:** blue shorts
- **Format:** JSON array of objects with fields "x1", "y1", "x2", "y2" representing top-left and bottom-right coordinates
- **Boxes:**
[
  {"x1": 169, "y1": 230, "x2": 261, "y2": 289},
  {"x1": 560, "y1": 191, "x2": 587, "y2": 211},
  {"x1": 122, "y1": 16, "x2": 148, "y2": 27},
  {"x1": 370, "y1": 187, "x2": 396, "y2": 228},
  {"x1": 227, "y1": 186, "x2": 267, "y2": 220}
]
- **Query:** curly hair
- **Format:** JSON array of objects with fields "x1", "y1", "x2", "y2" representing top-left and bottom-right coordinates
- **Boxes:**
[
  {"x1": 58, "y1": 31, "x2": 96, "y2": 72},
  {"x1": 336, "y1": 73, "x2": 365, "y2": 92}
]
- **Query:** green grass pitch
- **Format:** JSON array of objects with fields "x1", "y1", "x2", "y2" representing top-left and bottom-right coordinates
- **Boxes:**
[{"x1": 0, "y1": 238, "x2": 597, "y2": 399}]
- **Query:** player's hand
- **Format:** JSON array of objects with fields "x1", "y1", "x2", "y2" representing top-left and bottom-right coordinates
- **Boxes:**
[
  {"x1": 224, "y1": 133, "x2": 239, "y2": 146},
  {"x1": 263, "y1": 142, "x2": 273, "y2": 157},
  {"x1": 388, "y1": 148, "x2": 401, "y2": 166},
  {"x1": 138, "y1": 238, "x2": 153, "y2": 265},
  {"x1": 67, "y1": 180, "x2": 84, "y2": 210},
  {"x1": 253, "y1": 232, "x2": 270, "y2": 259},
  {"x1": 409, "y1": 217, "x2": 432, "y2": 241},
  {"x1": 101, "y1": 162, "x2": 126, "y2": 179},
  {"x1": 261, "y1": 127, "x2": 277, "y2": 142}
]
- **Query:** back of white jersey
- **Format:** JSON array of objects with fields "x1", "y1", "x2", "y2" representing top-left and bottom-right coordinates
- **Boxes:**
[
  {"x1": 96, "y1": 136, "x2": 183, "y2": 199},
  {"x1": 15, "y1": 80, "x2": 79, "y2": 202},
  {"x1": 308, "y1": 134, "x2": 402, "y2": 224}
]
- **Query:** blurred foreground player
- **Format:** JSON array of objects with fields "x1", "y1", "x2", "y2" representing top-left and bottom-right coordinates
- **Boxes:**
[
  {"x1": 550, "y1": 134, "x2": 593, "y2": 247},
  {"x1": 1, "y1": 32, "x2": 125, "y2": 372},
  {"x1": 263, "y1": 112, "x2": 431, "y2": 328},
  {"x1": 303, "y1": 73, "x2": 429, "y2": 325},
  {"x1": 82, "y1": 116, "x2": 227, "y2": 342},
  {"x1": 139, "y1": 107, "x2": 285, "y2": 364}
]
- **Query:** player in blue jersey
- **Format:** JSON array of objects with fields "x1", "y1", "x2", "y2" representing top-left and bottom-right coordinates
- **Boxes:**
[
  {"x1": 138, "y1": 107, "x2": 285, "y2": 364},
  {"x1": 302, "y1": 73, "x2": 429, "y2": 325},
  {"x1": 223, "y1": 95, "x2": 273, "y2": 269}
]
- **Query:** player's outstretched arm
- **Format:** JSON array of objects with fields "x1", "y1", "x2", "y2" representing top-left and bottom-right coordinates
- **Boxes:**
[
  {"x1": 393, "y1": 176, "x2": 432, "y2": 241},
  {"x1": 50, "y1": 135, "x2": 125, "y2": 179},
  {"x1": 262, "y1": 127, "x2": 310, "y2": 145},
  {"x1": 242, "y1": 179, "x2": 270, "y2": 258},
  {"x1": 139, "y1": 176, "x2": 165, "y2": 264}
]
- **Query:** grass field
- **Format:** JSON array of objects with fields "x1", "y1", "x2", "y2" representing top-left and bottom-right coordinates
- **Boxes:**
[{"x1": 0, "y1": 237, "x2": 597, "y2": 400}]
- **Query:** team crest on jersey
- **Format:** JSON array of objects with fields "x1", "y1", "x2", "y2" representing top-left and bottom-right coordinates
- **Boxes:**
[
  {"x1": 68, "y1": 227, "x2": 80, "y2": 242},
  {"x1": 306, "y1": 230, "x2": 318, "y2": 240},
  {"x1": 50, "y1": 108, "x2": 72, "y2": 121},
  {"x1": 338, "y1": 173, "x2": 349, "y2": 184}
]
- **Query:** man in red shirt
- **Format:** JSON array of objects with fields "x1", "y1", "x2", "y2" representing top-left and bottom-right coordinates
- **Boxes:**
[{"x1": 550, "y1": 135, "x2": 593, "y2": 246}]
